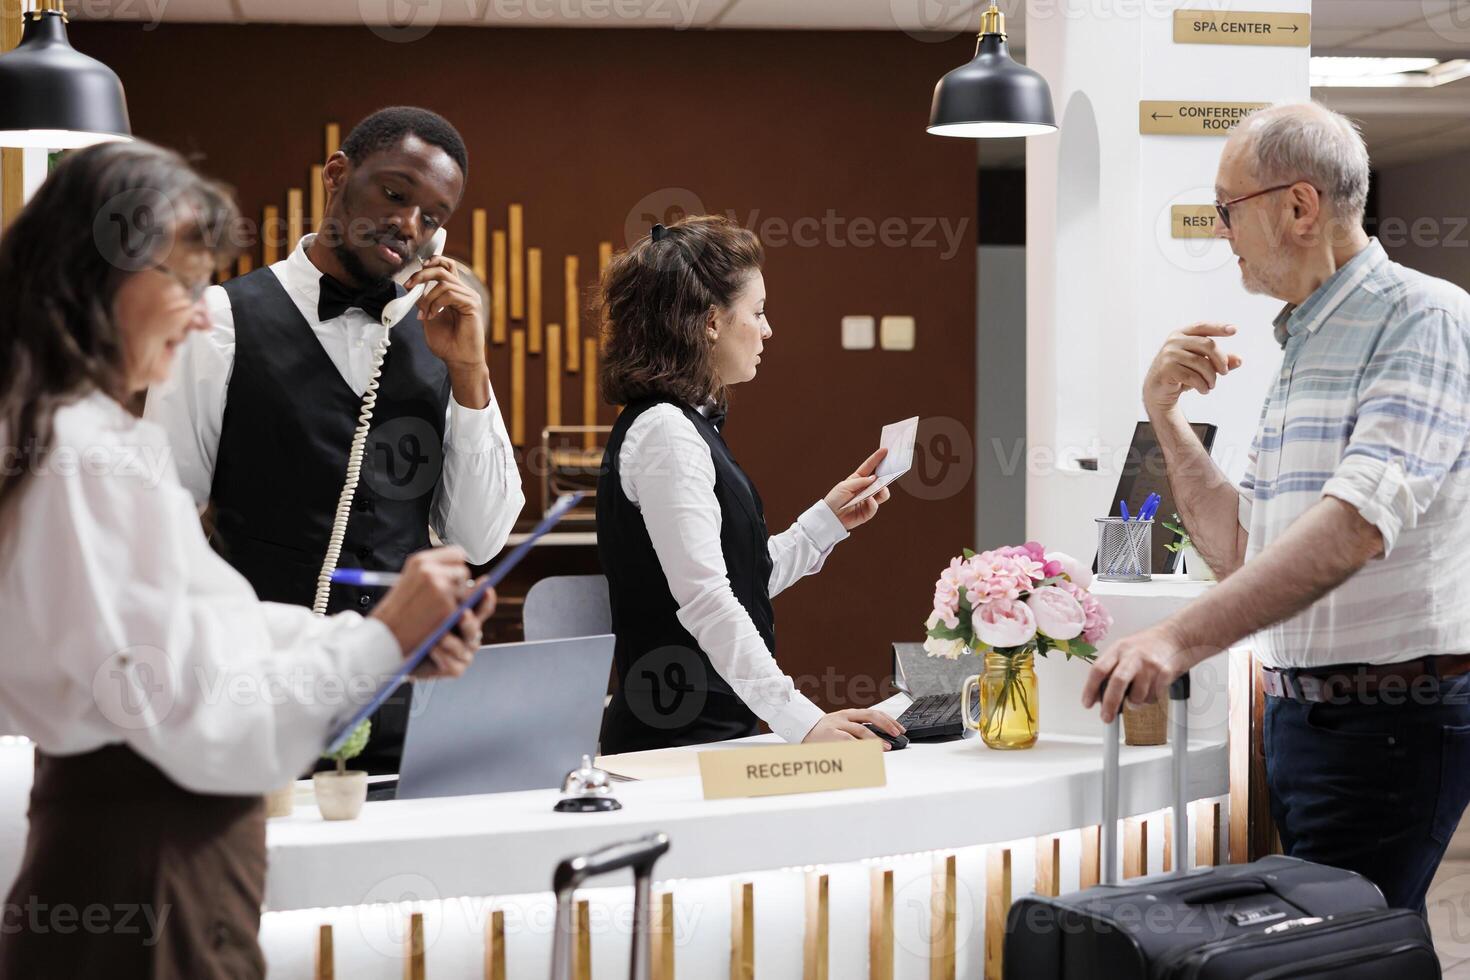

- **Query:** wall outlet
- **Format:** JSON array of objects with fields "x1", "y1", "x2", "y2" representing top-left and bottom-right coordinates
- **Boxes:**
[{"x1": 879, "y1": 316, "x2": 916, "y2": 351}]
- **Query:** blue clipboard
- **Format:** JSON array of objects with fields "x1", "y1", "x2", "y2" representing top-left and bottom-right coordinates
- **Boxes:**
[{"x1": 323, "y1": 492, "x2": 585, "y2": 755}]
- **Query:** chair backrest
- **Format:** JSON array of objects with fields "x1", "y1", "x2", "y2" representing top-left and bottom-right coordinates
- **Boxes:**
[
  {"x1": 892, "y1": 641, "x2": 979, "y2": 697},
  {"x1": 523, "y1": 575, "x2": 612, "y2": 642}
]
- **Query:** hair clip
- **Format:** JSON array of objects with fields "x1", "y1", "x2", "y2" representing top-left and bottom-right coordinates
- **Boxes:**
[{"x1": 651, "y1": 223, "x2": 668, "y2": 242}]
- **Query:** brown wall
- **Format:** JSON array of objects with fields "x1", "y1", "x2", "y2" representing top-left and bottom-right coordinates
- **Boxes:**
[{"x1": 73, "y1": 22, "x2": 979, "y2": 707}]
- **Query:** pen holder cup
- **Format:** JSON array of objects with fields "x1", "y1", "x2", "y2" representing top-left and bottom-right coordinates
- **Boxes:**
[{"x1": 1095, "y1": 517, "x2": 1153, "y2": 583}]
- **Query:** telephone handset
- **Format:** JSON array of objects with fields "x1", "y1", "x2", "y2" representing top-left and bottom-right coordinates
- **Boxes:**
[
  {"x1": 380, "y1": 226, "x2": 447, "y2": 327},
  {"x1": 311, "y1": 226, "x2": 449, "y2": 615}
]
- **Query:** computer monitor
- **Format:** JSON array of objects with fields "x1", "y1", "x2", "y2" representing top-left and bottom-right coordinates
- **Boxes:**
[
  {"x1": 1094, "y1": 420, "x2": 1218, "y2": 575},
  {"x1": 394, "y1": 635, "x2": 615, "y2": 800}
]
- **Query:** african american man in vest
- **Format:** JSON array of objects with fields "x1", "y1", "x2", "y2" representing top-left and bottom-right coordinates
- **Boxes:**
[{"x1": 146, "y1": 107, "x2": 524, "y2": 773}]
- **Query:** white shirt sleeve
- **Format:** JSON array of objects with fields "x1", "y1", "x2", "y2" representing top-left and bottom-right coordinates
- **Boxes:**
[
  {"x1": 619, "y1": 406, "x2": 828, "y2": 744},
  {"x1": 141, "y1": 284, "x2": 235, "y2": 508},
  {"x1": 431, "y1": 393, "x2": 525, "y2": 564},
  {"x1": 4, "y1": 409, "x2": 404, "y2": 794},
  {"x1": 767, "y1": 502, "x2": 849, "y2": 597}
]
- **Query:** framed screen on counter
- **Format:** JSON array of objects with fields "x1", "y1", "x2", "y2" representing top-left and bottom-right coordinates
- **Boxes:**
[{"x1": 1093, "y1": 420, "x2": 1219, "y2": 575}]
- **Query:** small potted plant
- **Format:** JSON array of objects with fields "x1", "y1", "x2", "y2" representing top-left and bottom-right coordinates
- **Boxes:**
[
  {"x1": 1162, "y1": 514, "x2": 1215, "y2": 582},
  {"x1": 313, "y1": 720, "x2": 371, "y2": 821}
]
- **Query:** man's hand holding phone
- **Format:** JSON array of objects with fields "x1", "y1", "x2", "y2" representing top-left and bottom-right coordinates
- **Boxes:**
[{"x1": 409, "y1": 254, "x2": 492, "y2": 409}]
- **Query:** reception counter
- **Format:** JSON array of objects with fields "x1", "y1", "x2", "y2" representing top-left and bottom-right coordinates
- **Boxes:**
[{"x1": 0, "y1": 577, "x2": 1239, "y2": 978}]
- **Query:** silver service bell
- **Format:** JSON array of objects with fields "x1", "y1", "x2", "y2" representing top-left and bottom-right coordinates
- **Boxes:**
[{"x1": 553, "y1": 754, "x2": 622, "y2": 813}]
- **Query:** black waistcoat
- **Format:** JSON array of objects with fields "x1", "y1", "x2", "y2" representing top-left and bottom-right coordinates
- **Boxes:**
[
  {"x1": 597, "y1": 397, "x2": 776, "y2": 754},
  {"x1": 211, "y1": 268, "x2": 450, "y2": 617}
]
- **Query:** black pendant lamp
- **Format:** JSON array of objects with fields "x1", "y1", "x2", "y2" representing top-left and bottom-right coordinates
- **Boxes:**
[
  {"x1": 927, "y1": 2, "x2": 1056, "y2": 139},
  {"x1": 0, "y1": 0, "x2": 130, "y2": 149}
]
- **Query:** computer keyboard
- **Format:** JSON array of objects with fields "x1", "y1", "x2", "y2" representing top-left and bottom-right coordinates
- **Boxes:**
[{"x1": 896, "y1": 692, "x2": 967, "y2": 741}]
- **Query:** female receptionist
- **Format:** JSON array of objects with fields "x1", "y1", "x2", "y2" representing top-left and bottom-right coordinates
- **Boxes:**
[{"x1": 595, "y1": 215, "x2": 904, "y2": 754}]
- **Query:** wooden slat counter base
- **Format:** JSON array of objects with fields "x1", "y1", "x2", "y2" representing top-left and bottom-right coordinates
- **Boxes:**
[{"x1": 260, "y1": 711, "x2": 1229, "y2": 911}]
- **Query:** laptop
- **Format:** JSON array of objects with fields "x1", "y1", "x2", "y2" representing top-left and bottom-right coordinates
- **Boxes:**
[{"x1": 374, "y1": 635, "x2": 615, "y2": 801}]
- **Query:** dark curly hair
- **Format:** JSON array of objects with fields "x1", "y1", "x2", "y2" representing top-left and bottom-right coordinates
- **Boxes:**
[
  {"x1": 340, "y1": 106, "x2": 468, "y2": 177},
  {"x1": 598, "y1": 215, "x2": 764, "y2": 408}
]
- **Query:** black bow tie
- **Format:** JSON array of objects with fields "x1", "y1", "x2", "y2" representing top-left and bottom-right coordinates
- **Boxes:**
[
  {"x1": 706, "y1": 406, "x2": 728, "y2": 431},
  {"x1": 318, "y1": 275, "x2": 399, "y2": 323}
]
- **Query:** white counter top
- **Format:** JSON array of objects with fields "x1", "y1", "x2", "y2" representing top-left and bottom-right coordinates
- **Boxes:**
[{"x1": 263, "y1": 719, "x2": 1226, "y2": 912}]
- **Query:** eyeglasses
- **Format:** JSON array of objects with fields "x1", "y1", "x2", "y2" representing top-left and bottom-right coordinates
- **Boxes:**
[
  {"x1": 153, "y1": 263, "x2": 212, "y2": 304},
  {"x1": 1214, "y1": 182, "x2": 1313, "y2": 230}
]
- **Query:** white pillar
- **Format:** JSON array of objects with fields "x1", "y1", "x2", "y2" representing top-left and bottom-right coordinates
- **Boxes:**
[{"x1": 1025, "y1": 0, "x2": 1310, "y2": 558}]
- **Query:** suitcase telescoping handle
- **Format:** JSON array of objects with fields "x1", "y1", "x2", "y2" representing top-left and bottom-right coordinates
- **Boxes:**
[
  {"x1": 550, "y1": 833, "x2": 671, "y2": 980},
  {"x1": 1100, "y1": 673, "x2": 1190, "y2": 886}
]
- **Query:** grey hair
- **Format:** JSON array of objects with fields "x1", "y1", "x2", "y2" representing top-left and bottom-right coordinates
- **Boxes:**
[{"x1": 1237, "y1": 103, "x2": 1370, "y2": 222}]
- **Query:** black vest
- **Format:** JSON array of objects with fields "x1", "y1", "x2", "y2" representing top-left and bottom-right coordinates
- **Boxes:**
[
  {"x1": 597, "y1": 398, "x2": 776, "y2": 754},
  {"x1": 211, "y1": 268, "x2": 450, "y2": 617}
]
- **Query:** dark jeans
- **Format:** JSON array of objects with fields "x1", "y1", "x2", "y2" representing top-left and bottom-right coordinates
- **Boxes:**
[{"x1": 1264, "y1": 670, "x2": 1470, "y2": 915}]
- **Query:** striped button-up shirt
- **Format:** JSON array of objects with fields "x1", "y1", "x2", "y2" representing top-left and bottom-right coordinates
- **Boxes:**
[{"x1": 1238, "y1": 239, "x2": 1470, "y2": 668}]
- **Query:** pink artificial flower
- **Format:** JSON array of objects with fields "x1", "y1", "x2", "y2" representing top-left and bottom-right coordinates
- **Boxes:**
[
  {"x1": 1027, "y1": 585, "x2": 1086, "y2": 641},
  {"x1": 972, "y1": 598, "x2": 1037, "y2": 649},
  {"x1": 1041, "y1": 559, "x2": 1065, "y2": 578},
  {"x1": 1059, "y1": 580, "x2": 1112, "y2": 645},
  {"x1": 1046, "y1": 551, "x2": 1092, "y2": 590}
]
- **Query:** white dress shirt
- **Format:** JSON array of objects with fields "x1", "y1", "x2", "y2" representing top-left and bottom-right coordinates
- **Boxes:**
[
  {"x1": 0, "y1": 392, "x2": 405, "y2": 794},
  {"x1": 619, "y1": 403, "x2": 847, "y2": 744},
  {"x1": 143, "y1": 235, "x2": 523, "y2": 564}
]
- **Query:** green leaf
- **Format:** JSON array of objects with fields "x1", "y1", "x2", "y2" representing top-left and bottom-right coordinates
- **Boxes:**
[
  {"x1": 962, "y1": 548, "x2": 977, "y2": 559},
  {"x1": 324, "y1": 719, "x2": 372, "y2": 763}
]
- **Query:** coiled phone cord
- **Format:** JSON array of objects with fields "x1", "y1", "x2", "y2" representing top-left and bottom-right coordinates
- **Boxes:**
[{"x1": 311, "y1": 328, "x2": 392, "y2": 615}]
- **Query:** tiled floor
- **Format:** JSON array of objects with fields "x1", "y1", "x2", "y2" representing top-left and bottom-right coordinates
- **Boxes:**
[{"x1": 1429, "y1": 859, "x2": 1470, "y2": 976}]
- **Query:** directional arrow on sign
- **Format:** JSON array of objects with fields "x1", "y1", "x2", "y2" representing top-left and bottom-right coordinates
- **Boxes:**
[
  {"x1": 1285, "y1": 24, "x2": 1300, "y2": 32},
  {"x1": 1152, "y1": 113, "x2": 1175, "y2": 120}
]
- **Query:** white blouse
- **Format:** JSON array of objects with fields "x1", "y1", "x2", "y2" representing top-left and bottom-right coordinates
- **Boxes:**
[
  {"x1": 619, "y1": 403, "x2": 848, "y2": 744},
  {"x1": 0, "y1": 392, "x2": 403, "y2": 794}
]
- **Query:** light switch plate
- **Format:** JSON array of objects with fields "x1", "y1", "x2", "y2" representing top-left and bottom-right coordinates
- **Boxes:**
[
  {"x1": 841, "y1": 315, "x2": 876, "y2": 350},
  {"x1": 880, "y1": 316, "x2": 916, "y2": 351}
]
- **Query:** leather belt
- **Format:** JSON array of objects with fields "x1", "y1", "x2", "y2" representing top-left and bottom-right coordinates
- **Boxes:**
[{"x1": 1262, "y1": 655, "x2": 1470, "y2": 703}]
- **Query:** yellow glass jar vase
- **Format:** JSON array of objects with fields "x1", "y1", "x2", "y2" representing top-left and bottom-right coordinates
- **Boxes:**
[{"x1": 962, "y1": 649, "x2": 1039, "y2": 749}]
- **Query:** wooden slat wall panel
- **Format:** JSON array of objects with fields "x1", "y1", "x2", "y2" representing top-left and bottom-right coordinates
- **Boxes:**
[
  {"x1": 651, "y1": 892, "x2": 675, "y2": 980},
  {"x1": 527, "y1": 247, "x2": 543, "y2": 354},
  {"x1": 483, "y1": 909, "x2": 506, "y2": 980},
  {"x1": 508, "y1": 204, "x2": 524, "y2": 319},
  {"x1": 1080, "y1": 825, "x2": 1101, "y2": 888},
  {"x1": 730, "y1": 881, "x2": 754, "y2": 980},
  {"x1": 262, "y1": 206, "x2": 281, "y2": 265},
  {"x1": 472, "y1": 208, "x2": 487, "y2": 281},
  {"x1": 1124, "y1": 818, "x2": 1148, "y2": 879},
  {"x1": 869, "y1": 868, "x2": 894, "y2": 980},
  {"x1": 0, "y1": 1, "x2": 23, "y2": 231},
  {"x1": 492, "y1": 229, "x2": 507, "y2": 344},
  {"x1": 546, "y1": 325, "x2": 562, "y2": 426},
  {"x1": 286, "y1": 189, "x2": 303, "y2": 250},
  {"x1": 984, "y1": 848, "x2": 1011, "y2": 980},
  {"x1": 582, "y1": 339, "x2": 598, "y2": 450},
  {"x1": 1034, "y1": 836, "x2": 1060, "y2": 897},
  {"x1": 325, "y1": 123, "x2": 340, "y2": 158},
  {"x1": 310, "y1": 166, "x2": 324, "y2": 230},
  {"x1": 803, "y1": 872, "x2": 828, "y2": 980},
  {"x1": 565, "y1": 255, "x2": 580, "y2": 371},
  {"x1": 314, "y1": 924, "x2": 334, "y2": 980},
  {"x1": 929, "y1": 854, "x2": 956, "y2": 980},
  {"x1": 510, "y1": 330, "x2": 526, "y2": 445},
  {"x1": 405, "y1": 912, "x2": 425, "y2": 980},
  {"x1": 1196, "y1": 800, "x2": 1222, "y2": 867}
]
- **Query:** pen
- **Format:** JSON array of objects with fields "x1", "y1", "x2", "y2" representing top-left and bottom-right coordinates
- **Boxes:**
[
  {"x1": 1119, "y1": 499, "x2": 1130, "y2": 522},
  {"x1": 330, "y1": 569, "x2": 401, "y2": 588}
]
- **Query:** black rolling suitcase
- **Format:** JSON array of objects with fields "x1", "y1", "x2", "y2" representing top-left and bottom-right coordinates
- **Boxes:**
[{"x1": 1004, "y1": 675, "x2": 1441, "y2": 979}]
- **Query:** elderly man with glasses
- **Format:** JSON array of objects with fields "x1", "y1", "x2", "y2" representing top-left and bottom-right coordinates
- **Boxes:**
[{"x1": 1084, "y1": 102, "x2": 1470, "y2": 917}]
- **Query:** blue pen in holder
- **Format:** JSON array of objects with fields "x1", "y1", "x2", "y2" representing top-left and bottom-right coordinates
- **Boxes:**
[{"x1": 1096, "y1": 516, "x2": 1153, "y2": 583}]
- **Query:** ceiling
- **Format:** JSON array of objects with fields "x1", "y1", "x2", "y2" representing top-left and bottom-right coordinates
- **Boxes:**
[{"x1": 67, "y1": 0, "x2": 1470, "y2": 170}]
